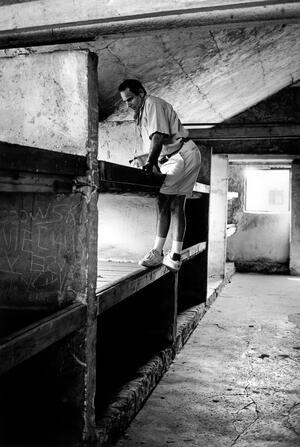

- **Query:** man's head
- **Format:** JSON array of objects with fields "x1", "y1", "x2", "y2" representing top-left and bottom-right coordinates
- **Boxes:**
[{"x1": 118, "y1": 79, "x2": 146, "y2": 113}]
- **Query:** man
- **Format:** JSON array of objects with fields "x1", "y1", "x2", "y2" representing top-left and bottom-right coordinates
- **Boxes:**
[{"x1": 118, "y1": 79, "x2": 201, "y2": 272}]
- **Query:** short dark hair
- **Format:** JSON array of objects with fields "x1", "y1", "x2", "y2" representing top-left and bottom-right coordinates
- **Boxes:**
[{"x1": 118, "y1": 79, "x2": 146, "y2": 95}]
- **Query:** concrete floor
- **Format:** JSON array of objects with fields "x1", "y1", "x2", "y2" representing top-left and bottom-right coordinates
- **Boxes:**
[{"x1": 112, "y1": 273, "x2": 300, "y2": 447}]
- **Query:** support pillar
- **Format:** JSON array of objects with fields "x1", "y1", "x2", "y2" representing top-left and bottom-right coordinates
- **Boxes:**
[
  {"x1": 207, "y1": 154, "x2": 229, "y2": 279},
  {"x1": 290, "y1": 160, "x2": 300, "y2": 275}
]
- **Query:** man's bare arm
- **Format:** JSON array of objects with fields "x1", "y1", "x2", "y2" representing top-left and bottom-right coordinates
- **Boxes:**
[{"x1": 143, "y1": 132, "x2": 164, "y2": 173}]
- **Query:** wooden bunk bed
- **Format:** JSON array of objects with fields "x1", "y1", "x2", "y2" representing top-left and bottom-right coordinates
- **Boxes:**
[{"x1": 0, "y1": 141, "x2": 211, "y2": 446}]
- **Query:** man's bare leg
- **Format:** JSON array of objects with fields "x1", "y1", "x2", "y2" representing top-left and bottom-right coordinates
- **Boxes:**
[
  {"x1": 165, "y1": 195, "x2": 186, "y2": 268},
  {"x1": 171, "y1": 195, "x2": 186, "y2": 245},
  {"x1": 153, "y1": 193, "x2": 173, "y2": 253},
  {"x1": 138, "y1": 193, "x2": 173, "y2": 267}
]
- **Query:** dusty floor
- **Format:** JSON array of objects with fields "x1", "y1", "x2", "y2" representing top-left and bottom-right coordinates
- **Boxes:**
[{"x1": 111, "y1": 273, "x2": 300, "y2": 447}]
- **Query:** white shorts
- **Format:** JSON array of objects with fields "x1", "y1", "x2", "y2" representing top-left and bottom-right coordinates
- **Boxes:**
[{"x1": 159, "y1": 140, "x2": 201, "y2": 196}]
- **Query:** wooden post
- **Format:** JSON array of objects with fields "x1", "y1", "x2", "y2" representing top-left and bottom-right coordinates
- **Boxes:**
[{"x1": 0, "y1": 50, "x2": 99, "y2": 445}]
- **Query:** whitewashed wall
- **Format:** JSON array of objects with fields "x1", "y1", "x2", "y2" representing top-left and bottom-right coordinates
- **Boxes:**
[{"x1": 0, "y1": 51, "x2": 91, "y2": 154}]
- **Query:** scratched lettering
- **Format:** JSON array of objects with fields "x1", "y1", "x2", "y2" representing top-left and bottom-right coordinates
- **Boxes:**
[
  {"x1": 22, "y1": 229, "x2": 33, "y2": 254},
  {"x1": 0, "y1": 196, "x2": 82, "y2": 304},
  {"x1": 37, "y1": 226, "x2": 49, "y2": 251}
]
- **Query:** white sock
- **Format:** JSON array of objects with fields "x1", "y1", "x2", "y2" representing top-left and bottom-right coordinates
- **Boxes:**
[
  {"x1": 153, "y1": 236, "x2": 166, "y2": 254},
  {"x1": 171, "y1": 240, "x2": 183, "y2": 255}
]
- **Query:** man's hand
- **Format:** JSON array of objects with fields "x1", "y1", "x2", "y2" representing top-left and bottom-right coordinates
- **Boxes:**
[
  {"x1": 142, "y1": 161, "x2": 154, "y2": 175},
  {"x1": 143, "y1": 132, "x2": 164, "y2": 175}
]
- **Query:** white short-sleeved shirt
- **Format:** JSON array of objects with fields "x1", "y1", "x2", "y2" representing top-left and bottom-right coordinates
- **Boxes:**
[{"x1": 137, "y1": 95, "x2": 189, "y2": 157}]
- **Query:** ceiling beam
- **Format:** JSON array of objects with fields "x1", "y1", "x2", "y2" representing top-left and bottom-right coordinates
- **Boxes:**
[
  {"x1": 189, "y1": 124, "x2": 300, "y2": 141},
  {"x1": 0, "y1": 1, "x2": 300, "y2": 48},
  {"x1": 204, "y1": 138, "x2": 300, "y2": 155}
]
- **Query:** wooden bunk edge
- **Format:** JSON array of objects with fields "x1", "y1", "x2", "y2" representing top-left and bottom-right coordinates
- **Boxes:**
[
  {"x1": 98, "y1": 160, "x2": 165, "y2": 193},
  {"x1": 96, "y1": 265, "x2": 170, "y2": 314},
  {"x1": 98, "y1": 180, "x2": 161, "y2": 194},
  {"x1": 182, "y1": 241, "x2": 207, "y2": 262},
  {"x1": 96, "y1": 242, "x2": 207, "y2": 315},
  {"x1": 0, "y1": 302, "x2": 86, "y2": 376},
  {"x1": 98, "y1": 161, "x2": 210, "y2": 195},
  {"x1": 193, "y1": 182, "x2": 210, "y2": 194},
  {"x1": 0, "y1": 141, "x2": 87, "y2": 177}
]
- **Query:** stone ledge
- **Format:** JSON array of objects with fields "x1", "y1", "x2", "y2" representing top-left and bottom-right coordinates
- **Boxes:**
[
  {"x1": 235, "y1": 261, "x2": 289, "y2": 274},
  {"x1": 96, "y1": 347, "x2": 175, "y2": 446}
]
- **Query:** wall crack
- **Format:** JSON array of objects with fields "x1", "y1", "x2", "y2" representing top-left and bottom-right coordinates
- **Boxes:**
[
  {"x1": 158, "y1": 35, "x2": 224, "y2": 121},
  {"x1": 254, "y1": 28, "x2": 267, "y2": 81},
  {"x1": 286, "y1": 402, "x2": 300, "y2": 436},
  {"x1": 208, "y1": 30, "x2": 248, "y2": 111},
  {"x1": 209, "y1": 31, "x2": 222, "y2": 56},
  {"x1": 100, "y1": 42, "x2": 128, "y2": 74},
  {"x1": 231, "y1": 339, "x2": 260, "y2": 446}
]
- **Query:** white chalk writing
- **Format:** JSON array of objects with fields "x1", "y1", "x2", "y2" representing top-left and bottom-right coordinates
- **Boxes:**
[{"x1": 0, "y1": 197, "x2": 82, "y2": 300}]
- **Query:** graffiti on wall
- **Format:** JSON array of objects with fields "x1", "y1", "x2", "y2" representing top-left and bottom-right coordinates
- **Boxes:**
[{"x1": 0, "y1": 194, "x2": 84, "y2": 306}]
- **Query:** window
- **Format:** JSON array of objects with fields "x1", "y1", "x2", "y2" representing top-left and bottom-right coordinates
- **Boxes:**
[{"x1": 245, "y1": 169, "x2": 290, "y2": 213}]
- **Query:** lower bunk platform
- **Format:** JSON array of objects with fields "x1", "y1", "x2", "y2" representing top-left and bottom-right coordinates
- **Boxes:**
[
  {"x1": 94, "y1": 241, "x2": 232, "y2": 445},
  {"x1": 95, "y1": 259, "x2": 236, "y2": 446}
]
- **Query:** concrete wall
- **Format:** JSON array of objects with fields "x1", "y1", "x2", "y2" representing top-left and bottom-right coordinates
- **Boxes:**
[
  {"x1": 208, "y1": 154, "x2": 228, "y2": 279},
  {"x1": 0, "y1": 51, "x2": 91, "y2": 155},
  {"x1": 227, "y1": 212, "x2": 290, "y2": 261},
  {"x1": 98, "y1": 120, "x2": 153, "y2": 263},
  {"x1": 227, "y1": 165, "x2": 290, "y2": 272},
  {"x1": 290, "y1": 161, "x2": 300, "y2": 275},
  {"x1": 98, "y1": 121, "x2": 142, "y2": 165},
  {"x1": 98, "y1": 194, "x2": 157, "y2": 262},
  {"x1": 0, "y1": 50, "x2": 99, "y2": 307}
]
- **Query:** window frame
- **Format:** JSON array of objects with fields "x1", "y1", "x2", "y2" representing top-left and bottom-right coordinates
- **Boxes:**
[{"x1": 244, "y1": 167, "x2": 291, "y2": 214}]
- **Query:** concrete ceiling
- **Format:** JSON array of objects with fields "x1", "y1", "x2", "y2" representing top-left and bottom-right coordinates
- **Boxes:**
[
  {"x1": 91, "y1": 22, "x2": 300, "y2": 123},
  {"x1": 0, "y1": 1, "x2": 300, "y2": 125}
]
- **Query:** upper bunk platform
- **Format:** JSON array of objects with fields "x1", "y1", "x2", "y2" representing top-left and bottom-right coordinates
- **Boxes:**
[
  {"x1": 0, "y1": 141, "x2": 87, "y2": 176},
  {"x1": 98, "y1": 160, "x2": 165, "y2": 193},
  {"x1": 99, "y1": 160, "x2": 210, "y2": 195},
  {"x1": 0, "y1": 142, "x2": 209, "y2": 195}
]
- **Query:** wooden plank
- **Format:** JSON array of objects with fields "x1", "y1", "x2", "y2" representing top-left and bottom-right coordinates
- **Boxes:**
[
  {"x1": 98, "y1": 161, "x2": 209, "y2": 195},
  {"x1": 84, "y1": 51, "x2": 100, "y2": 442},
  {"x1": 97, "y1": 261, "x2": 140, "y2": 290},
  {"x1": 98, "y1": 160, "x2": 165, "y2": 193},
  {"x1": 98, "y1": 262, "x2": 139, "y2": 272},
  {"x1": 96, "y1": 242, "x2": 206, "y2": 314},
  {"x1": 0, "y1": 302, "x2": 86, "y2": 376},
  {"x1": 227, "y1": 224, "x2": 237, "y2": 237},
  {"x1": 0, "y1": 171, "x2": 73, "y2": 193},
  {"x1": 0, "y1": 141, "x2": 87, "y2": 176},
  {"x1": 97, "y1": 265, "x2": 168, "y2": 314},
  {"x1": 193, "y1": 182, "x2": 210, "y2": 194},
  {"x1": 182, "y1": 242, "x2": 206, "y2": 262}
]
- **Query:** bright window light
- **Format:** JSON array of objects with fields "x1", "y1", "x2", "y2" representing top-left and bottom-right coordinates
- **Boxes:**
[{"x1": 245, "y1": 169, "x2": 290, "y2": 213}]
